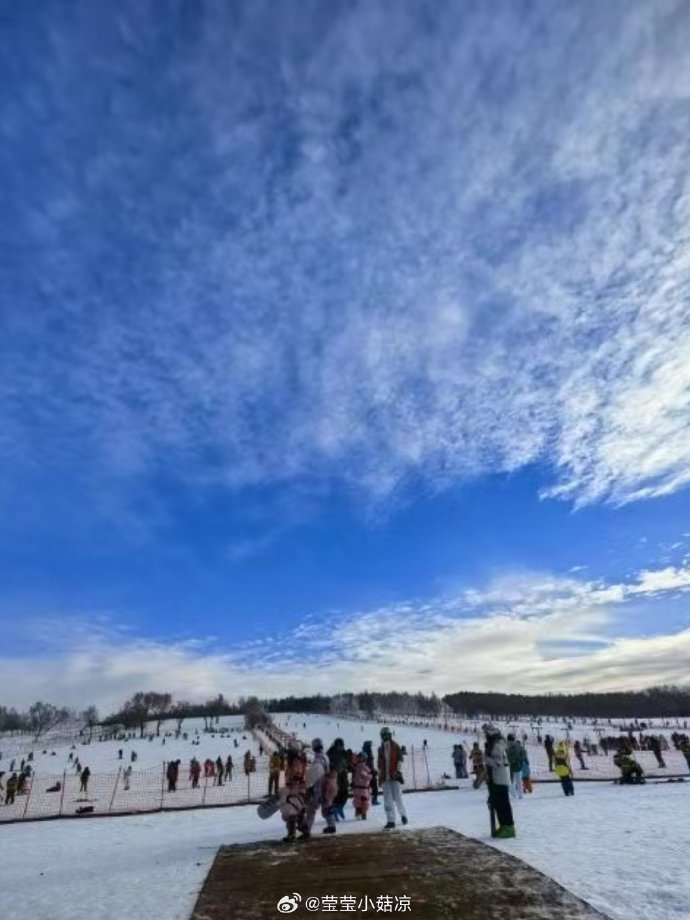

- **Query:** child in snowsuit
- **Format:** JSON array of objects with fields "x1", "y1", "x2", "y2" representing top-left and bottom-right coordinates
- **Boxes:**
[
  {"x1": 352, "y1": 754, "x2": 372, "y2": 819},
  {"x1": 521, "y1": 751, "x2": 533, "y2": 793},
  {"x1": 470, "y1": 743, "x2": 485, "y2": 787},
  {"x1": 362, "y1": 741, "x2": 379, "y2": 805},
  {"x1": 554, "y1": 742, "x2": 574, "y2": 796}
]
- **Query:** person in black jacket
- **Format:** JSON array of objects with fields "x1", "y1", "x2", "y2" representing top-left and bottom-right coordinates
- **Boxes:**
[{"x1": 327, "y1": 738, "x2": 349, "y2": 821}]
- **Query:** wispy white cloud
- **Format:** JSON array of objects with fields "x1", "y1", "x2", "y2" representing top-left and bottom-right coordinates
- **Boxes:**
[
  {"x1": 1, "y1": 2, "x2": 690, "y2": 517},
  {"x1": 3, "y1": 557, "x2": 690, "y2": 710}
]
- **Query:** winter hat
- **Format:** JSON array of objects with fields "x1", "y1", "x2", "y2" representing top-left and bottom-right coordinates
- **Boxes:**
[
  {"x1": 484, "y1": 723, "x2": 500, "y2": 736},
  {"x1": 311, "y1": 738, "x2": 323, "y2": 752},
  {"x1": 380, "y1": 726, "x2": 392, "y2": 739}
]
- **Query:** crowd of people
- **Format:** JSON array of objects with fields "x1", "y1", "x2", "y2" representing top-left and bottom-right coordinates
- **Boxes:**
[{"x1": 271, "y1": 726, "x2": 408, "y2": 842}]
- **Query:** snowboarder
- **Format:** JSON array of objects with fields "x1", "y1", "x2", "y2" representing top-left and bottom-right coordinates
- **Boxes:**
[
  {"x1": 377, "y1": 727, "x2": 408, "y2": 829},
  {"x1": 484, "y1": 724, "x2": 515, "y2": 839},
  {"x1": 304, "y1": 738, "x2": 337, "y2": 837},
  {"x1": 280, "y1": 740, "x2": 308, "y2": 842},
  {"x1": 225, "y1": 754, "x2": 234, "y2": 782}
]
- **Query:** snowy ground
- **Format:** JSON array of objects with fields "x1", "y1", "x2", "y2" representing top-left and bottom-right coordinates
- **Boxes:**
[
  {"x1": 2, "y1": 711, "x2": 690, "y2": 920},
  {"x1": 2, "y1": 777, "x2": 689, "y2": 920}
]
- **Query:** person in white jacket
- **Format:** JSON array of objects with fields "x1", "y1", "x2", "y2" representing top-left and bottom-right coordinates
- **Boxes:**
[{"x1": 483, "y1": 724, "x2": 516, "y2": 839}]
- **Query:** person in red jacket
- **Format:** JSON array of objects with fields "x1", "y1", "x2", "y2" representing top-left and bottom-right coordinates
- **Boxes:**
[{"x1": 377, "y1": 727, "x2": 408, "y2": 829}]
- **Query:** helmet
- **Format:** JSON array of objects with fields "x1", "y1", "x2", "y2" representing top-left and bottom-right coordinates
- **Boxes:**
[
  {"x1": 311, "y1": 737, "x2": 323, "y2": 752},
  {"x1": 380, "y1": 726, "x2": 392, "y2": 738}
]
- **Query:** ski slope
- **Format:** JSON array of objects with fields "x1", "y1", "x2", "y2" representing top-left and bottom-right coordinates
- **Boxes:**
[{"x1": 1, "y1": 712, "x2": 690, "y2": 920}]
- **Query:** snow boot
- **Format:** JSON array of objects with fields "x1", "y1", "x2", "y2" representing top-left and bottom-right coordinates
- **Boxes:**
[
  {"x1": 496, "y1": 825, "x2": 516, "y2": 839},
  {"x1": 384, "y1": 821, "x2": 396, "y2": 829},
  {"x1": 322, "y1": 826, "x2": 336, "y2": 835},
  {"x1": 401, "y1": 815, "x2": 408, "y2": 825}
]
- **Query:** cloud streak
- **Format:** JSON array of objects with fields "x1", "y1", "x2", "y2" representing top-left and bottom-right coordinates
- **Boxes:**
[
  {"x1": 1, "y1": 1, "x2": 689, "y2": 518},
  {"x1": 3, "y1": 556, "x2": 689, "y2": 711}
]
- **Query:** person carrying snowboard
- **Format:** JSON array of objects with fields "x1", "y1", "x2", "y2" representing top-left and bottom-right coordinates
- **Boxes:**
[
  {"x1": 280, "y1": 740, "x2": 308, "y2": 842},
  {"x1": 304, "y1": 738, "x2": 337, "y2": 837},
  {"x1": 484, "y1": 725, "x2": 515, "y2": 838},
  {"x1": 377, "y1": 727, "x2": 408, "y2": 829}
]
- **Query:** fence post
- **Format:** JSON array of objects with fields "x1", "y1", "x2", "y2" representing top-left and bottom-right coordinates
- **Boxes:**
[
  {"x1": 411, "y1": 746, "x2": 417, "y2": 789},
  {"x1": 22, "y1": 776, "x2": 34, "y2": 820},
  {"x1": 202, "y1": 770, "x2": 209, "y2": 806},
  {"x1": 247, "y1": 770, "x2": 251, "y2": 802},
  {"x1": 160, "y1": 762, "x2": 166, "y2": 809},
  {"x1": 58, "y1": 770, "x2": 67, "y2": 816},
  {"x1": 109, "y1": 767, "x2": 122, "y2": 812}
]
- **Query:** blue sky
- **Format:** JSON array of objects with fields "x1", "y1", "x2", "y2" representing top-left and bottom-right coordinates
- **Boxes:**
[{"x1": 1, "y1": 0, "x2": 690, "y2": 711}]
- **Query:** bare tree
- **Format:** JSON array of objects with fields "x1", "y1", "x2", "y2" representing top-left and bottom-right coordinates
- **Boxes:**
[
  {"x1": 81, "y1": 705, "x2": 100, "y2": 741},
  {"x1": 29, "y1": 701, "x2": 69, "y2": 741}
]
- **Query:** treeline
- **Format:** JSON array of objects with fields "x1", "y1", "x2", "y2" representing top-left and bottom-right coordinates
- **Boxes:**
[
  {"x1": 442, "y1": 686, "x2": 690, "y2": 720},
  {"x1": 0, "y1": 702, "x2": 92, "y2": 739}
]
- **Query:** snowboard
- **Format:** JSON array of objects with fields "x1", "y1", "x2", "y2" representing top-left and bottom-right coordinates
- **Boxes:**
[{"x1": 257, "y1": 794, "x2": 281, "y2": 819}]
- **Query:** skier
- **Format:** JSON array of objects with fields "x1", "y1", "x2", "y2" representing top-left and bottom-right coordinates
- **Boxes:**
[
  {"x1": 484, "y1": 724, "x2": 515, "y2": 838},
  {"x1": 225, "y1": 754, "x2": 234, "y2": 782},
  {"x1": 352, "y1": 753, "x2": 372, "y2": 819},
  {"x1": 554, "y1": 742, "x2": 574, "y2": 796},
  {"x1": 377, "y1": 727, "x2": 408, "y2": 829}
]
